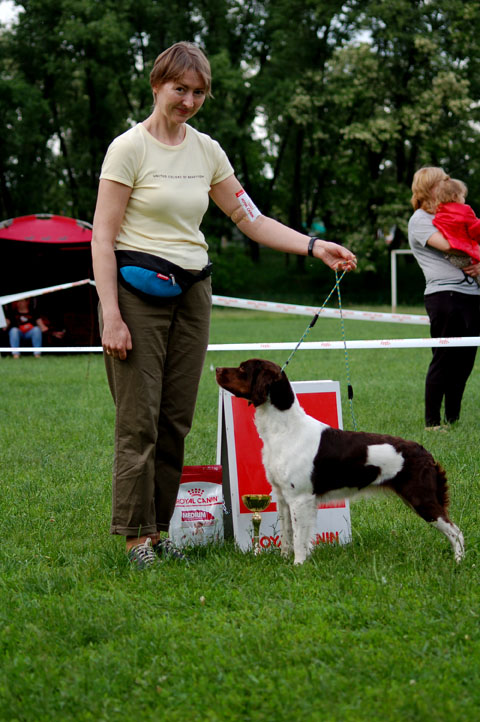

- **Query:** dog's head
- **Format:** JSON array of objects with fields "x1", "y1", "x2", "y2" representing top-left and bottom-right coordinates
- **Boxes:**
[{"x1": 215, "y1": 358, "x2": 294, "y2": 409}]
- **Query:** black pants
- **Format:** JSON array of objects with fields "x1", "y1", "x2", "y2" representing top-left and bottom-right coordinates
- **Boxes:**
[{"x1": 424, "y1": 291, "x2": 480, "y2": 426}]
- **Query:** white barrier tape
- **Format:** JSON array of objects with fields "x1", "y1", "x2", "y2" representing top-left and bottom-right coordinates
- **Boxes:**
[
  {"x1": 0, "y1": 279, "x2": 91, "y2": 305},
  {"x1": 209, "y1": 337, "x2": 480, "y2": 350},
  {"x1": 1, "y1": 281, "x2": 428, "y2": 325},
  {"x1": 2, "y1": 337, "x2": 480, "y2": 354},
  {"x1": 212, "y1": 295, "x2": 430, "y2": 325},
  {"x1": 1, "y1": 347, "x2": 105, "y2": 353}
]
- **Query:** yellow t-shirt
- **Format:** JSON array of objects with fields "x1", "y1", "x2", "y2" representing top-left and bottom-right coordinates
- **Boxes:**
[{"x1": 100, "y1": 123, "x2": 234, "y2": 270}]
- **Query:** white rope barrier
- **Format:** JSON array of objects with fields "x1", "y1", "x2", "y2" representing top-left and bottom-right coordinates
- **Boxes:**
[
  {"x1": 0, "y1": 279, "x2": 92, "y2": 306},
  {"x1": 2, "y1": 337, "x2": 480, "y2": 355},
  {"x1": 205, "y1": 338, "x2": 480, "y2": 351},
  {"x1": 212, "y1": 295, "x2": 430, "y2": 325},
  {"x1": 3, "y1": 280, "x2": 478, "y2": 354},
  {"x1": 1, "y1": 279, "x2": 429, "y2": 324}
]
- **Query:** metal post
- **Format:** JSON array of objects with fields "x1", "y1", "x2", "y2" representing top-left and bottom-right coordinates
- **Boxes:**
[{"x1": 391, "y1": 250, "x2": 414, "y2": 313}]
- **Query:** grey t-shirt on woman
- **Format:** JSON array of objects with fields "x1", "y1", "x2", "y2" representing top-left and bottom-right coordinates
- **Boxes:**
[{"x1": 408, "y1": 208, "x2": 480, "y2": 296}]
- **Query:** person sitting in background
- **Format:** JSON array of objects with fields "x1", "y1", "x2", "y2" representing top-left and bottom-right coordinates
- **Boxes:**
[
  {"x1": 433, "y1": 177, "x2": 480, "y2": 285},
  {"x1": 4, "y1": 298, "x2": 48, "y2": 358},
  {"x1": 39, "y1": 311, "x2": 67, "y2": 346}
]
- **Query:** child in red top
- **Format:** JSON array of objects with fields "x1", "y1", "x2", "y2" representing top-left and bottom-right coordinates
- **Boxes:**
[{"x1": 433, "y1": 178, "x2": 480, "y2": 282}]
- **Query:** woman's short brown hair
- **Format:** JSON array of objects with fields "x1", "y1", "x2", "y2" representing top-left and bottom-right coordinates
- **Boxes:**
[
  {"x1": 149, "y1": 42, "x2": 212, "y2": 99},
  {"x1": 411, "y1": 167, "x2": 449, "y2": 214}
]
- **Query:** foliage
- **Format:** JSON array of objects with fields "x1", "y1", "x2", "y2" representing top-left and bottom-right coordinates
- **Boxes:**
[
  {"x1": 2, "y1": 1, "x2": 480, "y2": 272},
  {"x1": 208, "y1": 242, "x2": 424, "y2": 306},
  {"x1": 1, "y1": 311, "x2": 479, "y2": 720}
]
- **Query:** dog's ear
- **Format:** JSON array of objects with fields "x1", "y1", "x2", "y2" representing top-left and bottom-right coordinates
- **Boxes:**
[
  {"x1": 269, "y1": 369, "x2": 295, "y2": 410},
  {"x1": 250, "y1": 366, "x2": 275, "y2": 407},
  {"x1": 250, "y1": 365, "x2": 288, "y2": 407}
]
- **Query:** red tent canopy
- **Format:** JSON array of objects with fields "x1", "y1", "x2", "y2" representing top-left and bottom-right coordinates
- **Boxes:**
[
  {"x1": 0, "y1": 214, "x2": 97, "y2": 346},
  {"x1": 0, "y1": 214, "x2": 92, "y2": 245}
]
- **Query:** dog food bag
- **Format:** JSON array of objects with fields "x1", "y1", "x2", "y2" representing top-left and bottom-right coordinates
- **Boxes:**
[{"x1": 169, "y1": 465, "x2": 223, "y2": 548}]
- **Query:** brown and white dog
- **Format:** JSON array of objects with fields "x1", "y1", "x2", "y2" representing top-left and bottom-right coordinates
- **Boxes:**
[{"x1": 216, "y1": 359, "x2": 465, "y2": 565}]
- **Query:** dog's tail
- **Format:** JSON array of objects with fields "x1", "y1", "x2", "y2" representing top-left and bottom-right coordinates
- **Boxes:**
[{"x1": 435, "y1": 462, "x2": 450, "y2": 510}]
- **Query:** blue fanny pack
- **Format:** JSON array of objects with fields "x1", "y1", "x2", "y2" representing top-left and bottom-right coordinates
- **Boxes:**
[
  {"x1": 119, "y1": 265, "x2": 182, "y2": 298},
  {"x1": 116, "y1": 250, "x2": 212, "y2": 302}
]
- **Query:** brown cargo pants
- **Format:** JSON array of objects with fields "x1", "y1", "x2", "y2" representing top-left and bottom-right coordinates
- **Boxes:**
[{"x1": 100, "y1": 278, "x2": 212, "y2": 537}]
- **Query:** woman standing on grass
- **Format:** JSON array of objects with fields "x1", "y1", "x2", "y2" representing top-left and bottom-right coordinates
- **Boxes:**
[
  {"x1": 92, "y1": 41, "x2": 357, "y2": 569},
  {"x1": 408, "y1": 166, "x2": 480, "y2": 430}
]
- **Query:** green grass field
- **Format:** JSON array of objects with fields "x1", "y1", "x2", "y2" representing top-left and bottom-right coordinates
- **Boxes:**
[{"x1": 1, "y1": 306, "x2": 479, "y2": 721}]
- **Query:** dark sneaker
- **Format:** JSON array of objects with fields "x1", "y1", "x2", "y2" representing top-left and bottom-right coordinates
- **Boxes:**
[
  {"x1": 153, "y1": 538, "x2": 189, "y2": 563},
  {"x1": 127, "y1": 537, "x2": 157, "y2": 569}
]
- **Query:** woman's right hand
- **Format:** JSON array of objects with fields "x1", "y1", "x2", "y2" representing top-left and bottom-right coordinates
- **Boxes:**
[
  {"x1": 102, "y1": 315, "x2": 132, "y2": 360},
  {"x1": 92, "y1": 178, "x2": 134, "y2": 361},
  {"x1": 463, "y1": 261, "x2": 480, "y2": 278}
]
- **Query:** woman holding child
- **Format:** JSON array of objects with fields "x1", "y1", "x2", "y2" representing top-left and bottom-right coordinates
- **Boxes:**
[{"x1": 408, "y1": 166, "x2": 480, "y2": 430}]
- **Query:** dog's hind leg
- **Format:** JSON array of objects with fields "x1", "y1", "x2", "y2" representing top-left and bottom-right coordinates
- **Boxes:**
[
  {"x1": 289, "y1": 495, "x2": 317, "y2": 565},
  {"x1": 431, "y1": 517, "x2": 465, "y2": 563},
  {"x1": 397, "y1": 464, "x2": 465, "y2": 563}
]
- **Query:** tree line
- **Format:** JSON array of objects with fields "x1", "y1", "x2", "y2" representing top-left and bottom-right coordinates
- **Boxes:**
[{"x1": 1, "y1": 0, "x2": 480, "y2": 270}]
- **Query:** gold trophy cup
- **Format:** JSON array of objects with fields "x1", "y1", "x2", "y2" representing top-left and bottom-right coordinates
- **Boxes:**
[{"x1": 241, "y1": 493, "x2": 272, "y2": 553}]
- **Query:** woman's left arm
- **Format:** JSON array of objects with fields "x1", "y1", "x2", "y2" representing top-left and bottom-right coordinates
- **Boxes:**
[{"x1": 210, "y1": 175, "x2": 357, "y2": 271}]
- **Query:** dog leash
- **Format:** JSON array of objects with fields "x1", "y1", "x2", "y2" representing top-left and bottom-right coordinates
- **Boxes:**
[
  {"x1": 281, "y1": 269, "x2": 358, "y2": 431},
  {"x1": 336, "y1": 271, "x2": 357, "y2": 431},
  {"x1": 280, "y1": 269, "x2": 347, "y2": 372}
]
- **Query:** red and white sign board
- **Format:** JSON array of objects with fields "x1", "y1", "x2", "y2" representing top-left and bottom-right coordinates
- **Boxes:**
[{"x1": 217, "y1": 380, "x2": 351, "y2": 551}]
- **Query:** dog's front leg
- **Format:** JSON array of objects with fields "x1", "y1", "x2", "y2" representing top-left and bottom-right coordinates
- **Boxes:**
[
  {"x1": 290, "y1": 495, "x2": 318, "y2": 565},
  {"x1": 275, "y1": 491, "x2": 293, "y2": 557}
]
